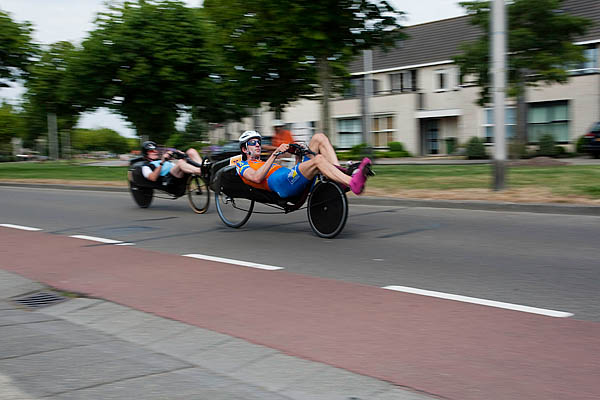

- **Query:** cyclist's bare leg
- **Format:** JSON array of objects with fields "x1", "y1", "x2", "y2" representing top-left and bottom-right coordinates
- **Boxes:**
[
  {"x1": 170, "y1": 159, "x2": 201, "y2": 178},
  {"x1": 186, "y1": 148, "x2": 203, "y2": 164},
  {"x1": 308, "y1": 133, "x2": 340, "y2": 165},
  {"x1": 298, "y1": 155, "x2": 351, "y2": 186}
]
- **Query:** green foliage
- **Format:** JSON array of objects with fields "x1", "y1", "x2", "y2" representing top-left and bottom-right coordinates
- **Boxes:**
[
  {"x1": 537, "y1": 133, "x2": 557, "y2": 157},
  {"x1": 0, "y1": 10, "x2": 38, "y2": 84},
  {"x1": 509, "y1": 141, "x2": 530, "y2": 159},
  {"x1": 23, "y1": 41, "x2": 80, "y2": 141},
  {"x1": 575, "y1": 135, "x2": 586, "y2": 154},
  {"x1": 68, "y1": 0, "x2": 216, "y2": 142},
  {"x1": 350, "y1": 143, "x2": 368, "y2": 154},
  {"x1": 0, "y1": 102, "x2": 25, "y2": 144},
  {"x1": 455, "y1": 0, "x2": 593, "y2": 105},
  {"x1": 465, "y1": 137, "x2": 487, "y2": 159},
  {"x1": 203, "y1": 0, "x2": 406, "y2": 111},
  {"x1": 444, "y1": 138, "x2": 457, "y2": 154},
  {"x1": 184, "y1": 116, "x2": 208, "y2": 142},
  {"x1": 71, "y1": 128, "x2": 131, "y2": 154},
  {"x1": 388, "y1": 141, "x2": 405, "y2": 152},
  {"x1": 165, "y1": 133, "x2": 187, "y2": 150}
]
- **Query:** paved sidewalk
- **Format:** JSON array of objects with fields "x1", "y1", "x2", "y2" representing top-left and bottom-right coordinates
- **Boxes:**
[{"x1": 1, "y1": 270, "x2": 433, "y2": 400}]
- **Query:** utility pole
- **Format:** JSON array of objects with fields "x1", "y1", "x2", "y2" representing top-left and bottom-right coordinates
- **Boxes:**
[
  {"x1": 492, "y1": 0, "x2": 507, "y2": 190},
  {"x1": 361, "y1": 49, "x2": 373, "y2": 153}
]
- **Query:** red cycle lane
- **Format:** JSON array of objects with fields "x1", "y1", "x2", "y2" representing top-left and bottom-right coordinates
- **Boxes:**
[{"x1": 2, "y1": 228, "x2": 599, "y2": 400}]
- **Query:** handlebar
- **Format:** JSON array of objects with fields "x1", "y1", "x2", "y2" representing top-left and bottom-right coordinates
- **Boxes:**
[{"x1": 274, "y1": 143, "x2": 315, "y2": 157}]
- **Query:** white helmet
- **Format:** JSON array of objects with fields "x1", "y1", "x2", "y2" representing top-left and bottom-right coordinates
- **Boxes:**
[
  {"x1": 239, "y1": 130, "x2": 262, "y2": 156},
  {"x1": 239, "y1": 130, "x2": 262, "y2": 145},
  {"x1": 272, "y1": 119, "x2": 285, "y2": 127}
]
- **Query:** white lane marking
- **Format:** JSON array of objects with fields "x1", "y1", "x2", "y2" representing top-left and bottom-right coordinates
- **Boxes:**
[
  {"x1": 382, "y1": 285, "x2": 573, "y2": 318},
  {"x1": 0, "y1": 223, "x2": 42, "y2": 231},
  {"x1": 69, "y1": 235, "x2": 133, "y2": 246},
  {"x1": 183, "y1": 254, "x2": 284, "y2": 271}
]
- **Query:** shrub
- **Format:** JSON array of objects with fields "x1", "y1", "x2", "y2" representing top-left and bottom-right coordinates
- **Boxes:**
[
  {"x1": 350, "y1": 143, "x2": 368, "y2": 156},
  {"x1": 509, "y1": 142, "x2": 530, "y2": 159},
  {"x1": 465, "y1": 137, "x2": 487, "y2": 159},
  {"x1": 537, "y1": 134, "x2": 557, "y2": 157},
  {"x1": 388, "y1": 141, "x2": 405, "y2": 152},
  {"x1": 575, "y1": 135, "x2": 586, "y2": 154},
  {"x1": 445, "y1": 137, "x2": 457, "y2": 154}
]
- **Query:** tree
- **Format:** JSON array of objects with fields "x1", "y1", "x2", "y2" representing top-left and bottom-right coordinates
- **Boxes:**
[
  {"x1": 0, "y1": 10, "x2": 37, "y2": 87},
  {"x1": 68, "y1": 0, "x2": 214, "y2": 143},
  {"x1": 455, "y1": 0, "x2": 592, "y2": 146},
  {"x1": 0, "y1": 101, "x2": 26, "y2": 157},
  {"x1": 24, "y1": 41, "x2": 80, "y2": 130},
  {"x1": 203, "y1": 0, "x2": 405, "y2": 135},
  {"x1": 71, "y1": 128, "x2": 131, "y2": 154}
]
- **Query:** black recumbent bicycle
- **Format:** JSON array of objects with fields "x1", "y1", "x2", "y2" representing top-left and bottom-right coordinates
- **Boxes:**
[
  {"x1": 209, "y1": 143, "x2": 372, "y2": 238},
  {"x1": 127, "y1": 149, "x2": 212, "y2": 214}
]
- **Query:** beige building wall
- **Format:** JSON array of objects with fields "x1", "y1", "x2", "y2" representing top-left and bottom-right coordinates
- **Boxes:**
[{"x1": 211, "y1": 44, "x2": 599, "y2": 156}]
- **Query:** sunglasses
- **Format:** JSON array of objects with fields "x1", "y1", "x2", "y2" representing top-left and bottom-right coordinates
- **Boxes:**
[{"x1": 246, "y1": 139, "x2": 261, "y2": 146}]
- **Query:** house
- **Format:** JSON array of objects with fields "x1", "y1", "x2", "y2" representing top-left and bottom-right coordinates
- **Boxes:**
[{"x1": 211, "y1": 0, "x2": 599, "y2": 155}]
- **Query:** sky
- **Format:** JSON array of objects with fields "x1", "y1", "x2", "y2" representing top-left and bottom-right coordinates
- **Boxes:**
[{"x1": 0, "y1": 0, "x2": 465, "y2": 138}]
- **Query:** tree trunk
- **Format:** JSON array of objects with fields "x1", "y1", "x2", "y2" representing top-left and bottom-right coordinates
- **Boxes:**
[
  {"x1": 47, "y1": 113, "x2": 59, "y2": 160},
  {"x1": 513, "y1": 71, "x2": 528, "y2": 159},
  {"x1": 318, "y1": 57, "x2": 331, "y2": 137}
]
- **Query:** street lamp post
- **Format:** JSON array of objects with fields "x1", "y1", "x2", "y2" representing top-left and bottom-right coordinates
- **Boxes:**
[{"x1": 492, "y1": 0, "x2": 507, "y2": 190}]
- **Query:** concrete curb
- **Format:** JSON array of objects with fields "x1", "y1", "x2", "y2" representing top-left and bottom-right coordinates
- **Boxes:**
[
  {"x1": 2, "y1": 181, "x2": 600, "y2": 216},
  {"x1": 349, "y1": 196, "x2": 600, "y2": 216}
]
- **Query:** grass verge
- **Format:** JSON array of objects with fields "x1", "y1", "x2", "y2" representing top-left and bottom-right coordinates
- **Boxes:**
[{"x1": 1, "y1": 161, "x2": 600, "y2": 200}]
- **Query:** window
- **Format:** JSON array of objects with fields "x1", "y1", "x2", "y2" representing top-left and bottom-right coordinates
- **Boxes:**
[
  {"x1": 434, "y1": 69, "x2": 449, "y2": 90},
  {"x1": 571, "y1": 45, "x2": 598, "y2": 74},
  {"x1": 343, "y1": 78, "x2": 380, "y2": 97},
  {"x1": 528, "y1": 101, "x2": 569, "y2": 143},
  {"x1": 364, "y1": 78, "x2": 380, "y2": 95},
  {"x1": 390, "y1": 70, "x2": 417, "y2": 92},
  {"x1": 483, "y1": 107, "x2": 516, "y2": 143},
  {"x1": 343, "y1": 78, "x2": 361, "y2": 98},
  {"x1": 372, "y1": 115, "x2": 394, "y2": 147},
  {"x1": 336, "y1": 118, "x2": 362, "y2": 148}
]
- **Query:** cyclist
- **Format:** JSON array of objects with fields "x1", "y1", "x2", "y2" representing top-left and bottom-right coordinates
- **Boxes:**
[
  {"x1": 235, "y1": 130, "x2": 371, "y2": 198},
  {"x1": 263, "y1": 119, "x2": 295, "y2": 152},
  {"x1": 140, "y1": 141, "x2": 203, "y2": 186}
]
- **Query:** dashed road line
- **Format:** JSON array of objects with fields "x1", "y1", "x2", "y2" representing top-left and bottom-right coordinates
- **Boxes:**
[
  {"x1": 183, "y1": 254, "x2": 284, "y2": 271},
  {"x1": 69, "y1": 235, "x2": 134, "y2": 246},
  {"x1": 382, "y1": 285, "x2": 573, "y2": 318},
  {"x1": 0, "y1": 224, "x2": 42, "y2": 231}
]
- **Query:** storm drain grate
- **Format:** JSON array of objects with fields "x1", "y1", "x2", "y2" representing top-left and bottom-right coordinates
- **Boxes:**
[{"x1": 12, "y1": 291, "x2": 68, "y2": 309}]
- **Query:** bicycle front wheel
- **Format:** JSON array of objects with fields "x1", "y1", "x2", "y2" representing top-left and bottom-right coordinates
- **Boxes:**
[
  {"x1": 307, "y1": 181, "x2": 348, "y2": 238},
  {"x1": 129, "y1": 181, "x2": 153, "y2": 208},
  {"x1": 215, "y1": 191, "x2": 254, "y2": 228},
  {"x1": 187, "y1": 175, "x2": 210, "y2": 214}
]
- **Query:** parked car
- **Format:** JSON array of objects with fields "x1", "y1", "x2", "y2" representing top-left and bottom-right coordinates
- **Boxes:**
[
  {"x1": 206, "y1": 137, "x2": 273, "y2": 162},
  {"x1": 582, "y1": 122, "x2": 600, "y2": 158}
]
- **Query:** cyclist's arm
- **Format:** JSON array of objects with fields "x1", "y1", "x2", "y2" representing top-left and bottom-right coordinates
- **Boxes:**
[
  {"x1": 242, "y1": 144, "x2": 288, "y2": 183},
  {"x1": 143, "y1": 152, "x2": 171, "y2": 182}
]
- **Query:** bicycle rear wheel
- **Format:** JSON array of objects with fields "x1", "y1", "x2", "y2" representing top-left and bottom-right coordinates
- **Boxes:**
[
  {"x1": 187, "y1": 175, "x2": 210, "y2": 214},
  {"x1": 307, "y1": 181, "x2": 348, "y2": 238},
  {"x1": 129, "y1": 181, "x2": 153, "y2": 208},
  {"x1": 215, "y1": 191, "x2": 254, "y2": 228}
]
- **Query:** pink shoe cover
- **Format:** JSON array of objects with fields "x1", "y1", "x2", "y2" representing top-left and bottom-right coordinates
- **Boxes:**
[{"x1": 349, "y1": 158, "x2": 371, "y2": 194}]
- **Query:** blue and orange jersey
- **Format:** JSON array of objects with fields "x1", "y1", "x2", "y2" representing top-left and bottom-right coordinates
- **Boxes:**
[{"x1": 235, "y1": 159, "x2": 282, "y2": 191}]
